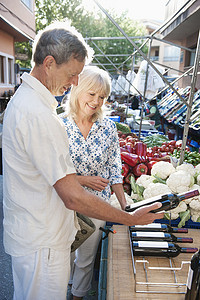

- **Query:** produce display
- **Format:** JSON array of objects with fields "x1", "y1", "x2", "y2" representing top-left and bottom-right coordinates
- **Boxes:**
[{"x1": 110, "y1": 126, "x2": 200, "y2": 228}]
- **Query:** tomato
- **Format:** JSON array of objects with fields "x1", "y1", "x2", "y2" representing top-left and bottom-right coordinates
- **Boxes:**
[
  {"x1": 126, "y1": 136, "x2": 135, "y2": 145},
  {"x1": 169, "y1": 140, "x2": 176, "y2": 146},
  {"x1": 119, "y1": 140, "x2": 126, "y2": 147},
  {"x1": 153, "y1": 146, "x2": 158, "y2": 152},
  {"x1": 160, "y1": 145, "x2": 167, "y2": 152},
  {"x1": 159, "y1": 152, "x2": 168, "y2": 157}
]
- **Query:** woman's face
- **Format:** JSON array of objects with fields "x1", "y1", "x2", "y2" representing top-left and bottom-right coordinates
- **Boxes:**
[{"x1": 77, "y1": 89, "x2": 105, "y2": 118}]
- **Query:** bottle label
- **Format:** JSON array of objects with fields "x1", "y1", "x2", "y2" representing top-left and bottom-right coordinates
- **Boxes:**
[
  {"x1": 135, "y1": 232, "x2": 165, "y2": 237},
  {"x1": 134, "y1": 223, "x2": 162, "y2": 228},
  {"x1": 186, "y1": 266, "x2": 193, "y2": 290},
  {"x1": 136, "y1": 241, "x2": 169, "y2": 248}
]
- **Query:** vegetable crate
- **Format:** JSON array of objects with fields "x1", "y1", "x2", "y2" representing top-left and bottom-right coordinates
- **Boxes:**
[{"x1": 154, "y1": 218, "x2": 200, "y2": 229}]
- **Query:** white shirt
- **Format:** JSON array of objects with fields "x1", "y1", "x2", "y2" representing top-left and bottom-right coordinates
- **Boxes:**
[{"x1": 2, "y1": 72, "x2": 77, "y2": 256}]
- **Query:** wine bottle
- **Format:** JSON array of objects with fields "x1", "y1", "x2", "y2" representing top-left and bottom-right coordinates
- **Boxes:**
[
  {"x1": 130, "y1": 231, "x2": 193, "y2": 243},
  {"x1": 131, "y1": 241, "x2": 198, "y2": 257},
  {"x1": 185, "y1": 249, "x2": 200, "y2": 300},
  {"x1": 125, "y1": 189, "x2": 199, "y2": 213},
  {"x1": 129, "y1": 223, "x2": 188, "y2": 233}
]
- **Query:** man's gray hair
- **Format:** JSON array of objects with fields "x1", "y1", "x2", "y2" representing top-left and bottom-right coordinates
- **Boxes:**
[{"x1": 31, "y1": 20, "x2": 94, "y2": 66}]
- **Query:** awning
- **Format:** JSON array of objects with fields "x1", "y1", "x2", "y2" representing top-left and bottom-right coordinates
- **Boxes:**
[{"x1": 0, "y1": 15, "x2": 34, "y2": 42}]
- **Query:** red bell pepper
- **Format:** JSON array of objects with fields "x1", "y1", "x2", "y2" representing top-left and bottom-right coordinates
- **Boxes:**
[
  {"x1": 133, "y1": 163, "x2": 148, "y2": 177},
  {"x1": 142, "y1": 143, "x2": 147, "y2": 157},
  {"x1": 147, "y1": 161, "x2": 157, "y2": 174},
  {"x1": 126, "y1": 142, "x2": 134, "y2": 153},
  {"x1": 135, "y1": 142, "x2": 147, "y2": 163},
  {"x1": 121, "y1": 152, "x2": 140, "y2": 167},
  {"x1": 120, "y1": 147, "x2": 128, "y2": 153},
  {"x1": 135, "y1": 142, "x2": 145, "y2": 156},
  {"x1": 121, "y1": 163, "x2": 130, "y2": 177}
]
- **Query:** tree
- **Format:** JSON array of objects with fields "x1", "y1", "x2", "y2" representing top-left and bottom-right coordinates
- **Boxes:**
[{"x1": 15, "y1": 0, "x2": 148, "y2": 73}]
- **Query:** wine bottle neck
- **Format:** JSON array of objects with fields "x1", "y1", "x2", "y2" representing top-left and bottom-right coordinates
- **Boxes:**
[
  {"x1": 181, "y1": 247, "x2": 198, "y2": 253},
  {"x1": 176, "y1": 237, "x2": 193, "y2": 243},
  {"x1": 172, "y1": 228, "x2": 188, "y2": 233}
]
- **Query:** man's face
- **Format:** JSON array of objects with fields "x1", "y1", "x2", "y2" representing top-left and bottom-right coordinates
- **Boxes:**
[{"x1": 47, "y1": 57, "x2": 85, "y2": 96}]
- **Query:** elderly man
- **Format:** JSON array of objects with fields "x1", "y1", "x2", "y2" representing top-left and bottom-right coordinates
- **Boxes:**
[{"x1": 2, "y1": 21, "x2": 163, "y2": 300}]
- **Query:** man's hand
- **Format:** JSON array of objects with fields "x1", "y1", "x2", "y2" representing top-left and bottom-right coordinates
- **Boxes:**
[{"x1": 131, "y1": 202, "x2": 164, "y2": 225}]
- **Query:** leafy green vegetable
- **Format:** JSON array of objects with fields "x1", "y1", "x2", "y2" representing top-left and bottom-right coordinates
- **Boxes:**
[
  {"x1": 178, "y1": 210, "x2": 191, "y2": 228},
  {"x1": 172, "y1": 149, "x2": 200, "y2": 166},
  {"x1": 115, "y1": 122, "x2": 131, "y2": 133},
  {"x1": 164, "y1": 212, "x2": 171, "y2": 220},
  {"x1": 143, "y1": 134, "x2": 169, "y2": 147},
  {"x1": 130, "y1": 176, "x2": 144, "y2": 201},
  {"x1": 152, "y1": 175, "x2": 167, "y2": 184}
]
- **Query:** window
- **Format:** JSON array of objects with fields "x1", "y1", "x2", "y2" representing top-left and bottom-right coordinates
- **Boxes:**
[
  {"x1": 163, "y1": 46, "x2": 180, "y2": 62},
  {"x1": 8, "y1": 58, "x2": 13, "y2": 84},
  {"x1": 190, "y1": 49, "x2": 196, "y2": 66},
  {"x1": 0, "y1": 53, "x2": 14, "y2": 87},
  {"x1": 0, "y1": 56, "x2": 5, "y2": 84},
  {"x1": 21, "y1": 0, "x2": 33, "y2": 11}
]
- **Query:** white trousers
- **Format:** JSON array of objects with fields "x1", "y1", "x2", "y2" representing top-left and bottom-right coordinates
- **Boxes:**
[
  {"x1": 70, "y1": 218, "x2": 106, "y2": 298},
  {"x1": 12, "y1": 247, "x2": 71, "y2": 300}
]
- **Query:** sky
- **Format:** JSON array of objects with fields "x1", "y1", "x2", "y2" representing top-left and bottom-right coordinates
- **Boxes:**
[{"x1": 83, "y1": 0, "x2": 169, "y2": 22}]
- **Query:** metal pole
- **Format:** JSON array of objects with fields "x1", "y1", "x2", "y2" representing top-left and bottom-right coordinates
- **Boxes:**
[
  {"x1": 125, "y1": 55, "x2": 135, "y2": 119},
  {"x1": 179, "y1": 29, "x2": 200, "y2": 165},
  {"x1": 152, "y1": 66, "x2": 194, "y2": 100},
  {"x1": 93, "y1": 0, "x2": 189, "y2": 108},
  {"x1": 138, "y1": 37, "x2": 153, "y2": 139}
]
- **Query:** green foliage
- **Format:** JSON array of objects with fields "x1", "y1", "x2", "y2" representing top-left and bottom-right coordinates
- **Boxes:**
[
  {"x1": 178, "y1": 210, "x2": 191, "y2": 228},
  {"x1": 15, "y1": 0, "x2": 148, "y2": 71}
]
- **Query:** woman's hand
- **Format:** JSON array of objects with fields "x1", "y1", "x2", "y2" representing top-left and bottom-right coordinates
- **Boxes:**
[{"x1": 77, "y1": 175, "x2": 109, "y2": 191}]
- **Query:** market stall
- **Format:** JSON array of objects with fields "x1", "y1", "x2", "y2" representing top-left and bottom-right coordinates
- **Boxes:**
[{"x1": 106, "y1": 224, "x2": 200, "y2": 300}]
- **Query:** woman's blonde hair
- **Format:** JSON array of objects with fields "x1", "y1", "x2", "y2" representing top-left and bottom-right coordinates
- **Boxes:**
[{"x1": 68, "y1": 65, "x2": 111, "y2": 122}]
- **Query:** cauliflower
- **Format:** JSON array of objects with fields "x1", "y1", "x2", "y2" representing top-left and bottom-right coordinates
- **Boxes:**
[
  {"x1": 131, "y1": 192, "x2": 140, "y2": 201},
  {"x1": 189, "y1": 199, "x2": 200, "y2": 211},
  {"x1": 125, "y1": 192, "x2": 136, "y2": 205},
  {"x1": 197, "y1": 174, "x2": 200, "y2": 185},
  {"x1": 167, "y1": 201, "x2": 188, "y2": 220},
  {"x1": 195, "y1": 163, "x2": 200, "y2": 174},
  {"x1": 136, "y1": 175, "x2": 154, "y2": 189},
  {"x1": 176, "y1": 163, "x2": 196, "y2": 177},
  {"x1": 109, "y1": 193, "x2": 121, "y2": 209},
  {"x1": 166, "y1": 170, "x2": 194, "y2": 193},
  {"x1": 190, "y1": 208, "x2": 200, "y2": 222},
  {"x1": 109, "y1": 192, "x2": 134, "y2": 209},
  {"x1": 151, "y1": 161, "x2": 175, "y2": 179},
  {"x1": 143, "y1": 182, "x2": 172, "y2": 199}
]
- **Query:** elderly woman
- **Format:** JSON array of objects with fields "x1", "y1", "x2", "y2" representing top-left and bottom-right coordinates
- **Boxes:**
[{"x1": 63, "y1": 65, "x2": 128, "y2": 300}]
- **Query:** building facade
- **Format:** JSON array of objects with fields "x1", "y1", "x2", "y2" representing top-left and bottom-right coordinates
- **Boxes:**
[
  {"x1": 161, "y1": 0, "x2": 200, "y2": 89},
  {"x1": 0, "y1": 0, "x2": 35, "y2": 102}
]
